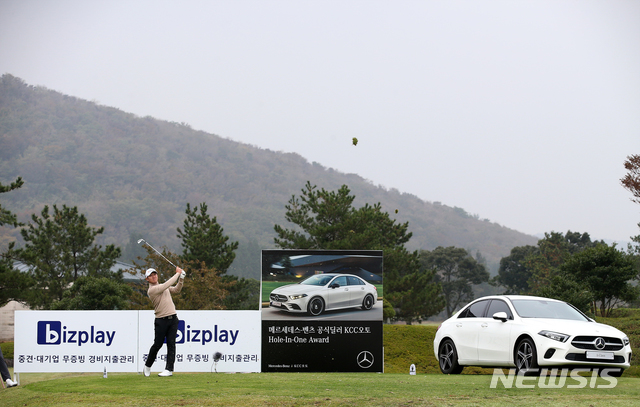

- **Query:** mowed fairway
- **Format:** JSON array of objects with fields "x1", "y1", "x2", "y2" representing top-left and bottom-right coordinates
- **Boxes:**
[{"x1": 1, "y1": 372, "x2": 639, "y2": 407}]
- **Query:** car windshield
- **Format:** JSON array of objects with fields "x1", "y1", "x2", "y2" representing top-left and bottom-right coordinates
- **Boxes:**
[
  {"x1": 300, "y1": 274, "x2": 334, "y2": 286},
  {"x1": 511, "y1": 299, "x2": 589, "y2": 321}
]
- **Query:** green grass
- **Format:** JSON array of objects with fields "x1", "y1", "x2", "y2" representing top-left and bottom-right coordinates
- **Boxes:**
[
  {"x1": 384, "y1": 325, "x2": 506, "y2": 376},
  {"x1": 261, "y1": 281, "x2": 290, "y2": 302},
  {"x1": 0, "y1": 341, "x2": 13, "y2": 359},
  {"x1": 2, "y1": 371, "x2": 639, "y2": 407}
]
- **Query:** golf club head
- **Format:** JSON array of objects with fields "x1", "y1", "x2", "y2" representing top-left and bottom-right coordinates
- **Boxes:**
[{"x1": 137, "y1": 239, "x2": 146, "y2": 245}]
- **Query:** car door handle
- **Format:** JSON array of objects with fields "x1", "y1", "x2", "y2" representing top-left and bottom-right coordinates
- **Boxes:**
[
  {"x1": 456, "y1": 323, "x2": 462, "y2": 328},
  {"x1": 481, "y1": 323, "x2": 488, "y2": 328}
]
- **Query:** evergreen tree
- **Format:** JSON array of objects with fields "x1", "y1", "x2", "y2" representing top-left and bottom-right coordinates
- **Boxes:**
[
  {"x1": 176, "y1": 202, "x2": 257, "y2": 309},
  {"x1": 274, "y1": 181, "x2": 444, "y2": 322},
  {"x1": 51, "y1": 276, "x2": 132, "y2": 310},
  {"x1": 421, "y1": 246, "x2": 490, "y2": 318},
  {"x1": 492, "y1": 245, "x2": 537, "y2": 294},
  {"x1": 560, "y1": 243, "x2": 638, "y2": 316},
  {"x1": 14, "y1": 204, "x2": 121, "y2": 308},
  {"x1": 128, "y1": 246, "x2": 229, "y2": 311},
  {"x1": 493, "y1": 231, "x2": 602, "y2": 294},
  {"x1": 0, "y1": 176, "x2": 23, "y2": 227},
  {"x1": 177, "y1": 202, "x2": 238, "y2": 275},
  {"x1": 0, "y1": 177, "x2": 34, "y2": 306},
  {"x1": 274, "y1": 182, "x2": 411, "y2": 250}
]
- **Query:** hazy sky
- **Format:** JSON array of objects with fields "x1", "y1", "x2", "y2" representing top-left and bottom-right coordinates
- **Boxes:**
[{"x1": 1, "y1": 0, "x2": 639, "y2": 242}]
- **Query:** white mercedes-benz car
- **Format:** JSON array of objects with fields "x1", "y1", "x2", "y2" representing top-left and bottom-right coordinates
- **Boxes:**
[
  {"x1": 434, "y1": 295, "x2": 632, "y2": 376},
  {"x1": 269, "y1": 273, "x2": 378, "y2": 316}
]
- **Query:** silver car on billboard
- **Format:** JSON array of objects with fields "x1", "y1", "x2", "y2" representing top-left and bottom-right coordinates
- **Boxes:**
[{"x1": 269, "y1": 273, "x2": 378, "y2": 316}]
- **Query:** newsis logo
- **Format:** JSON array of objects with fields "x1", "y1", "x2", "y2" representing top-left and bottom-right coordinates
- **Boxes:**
[
  {"x1": 175, "y1": 320, "x2": 240, "y2": 346},
  {"x1": 490, "y1": 368, "x2": 618, "y2": 389},
  {"x1": 37, "y1": 321, "x2": 116, "y2": 347}
]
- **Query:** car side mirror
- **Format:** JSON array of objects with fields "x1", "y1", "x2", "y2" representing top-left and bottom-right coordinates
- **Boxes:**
[
  {"x1": 493, "y1": 312, "x2": 508, "y2": 322},
  {"x1": 330, "y1": 283, "x2": 340, "y2": 289}
]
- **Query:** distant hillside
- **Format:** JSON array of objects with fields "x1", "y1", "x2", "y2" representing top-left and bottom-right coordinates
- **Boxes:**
[{"x1": 0, "y1": 75, "x2": 538, "y2": 278}]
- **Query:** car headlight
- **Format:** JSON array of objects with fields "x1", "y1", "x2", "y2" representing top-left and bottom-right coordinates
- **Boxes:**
[
  {"x1": 538, "y1": 330, "x2": 570, "y2": 343},
  {"x1": 623, "y1": 337, "x2": 630, "y2": 346},
  {"x1": 289, "y1": 294, "x2": 307, "y2": 300}
]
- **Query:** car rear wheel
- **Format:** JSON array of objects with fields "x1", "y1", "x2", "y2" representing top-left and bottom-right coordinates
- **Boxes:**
[
  {"x1": 307, "y1": 297, "x2": 325, "y2": 316},
  {"x1": 362, "y1": 294, "x2": 375, "y2": 310},
  {"x1": 438, "y1": 339, "x2": 463, "y2": 374},
  {"x1": 515, "y1": 337, "x2": 539, "y2": 375}
]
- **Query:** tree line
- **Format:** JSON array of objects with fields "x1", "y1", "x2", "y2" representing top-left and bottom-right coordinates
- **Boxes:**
[
  {"x1": 0, "y1": 179, "x2": 257, "y2": 312},
  {"x1": 1, "y1": 154, "x2": 639, "y2": 319}
]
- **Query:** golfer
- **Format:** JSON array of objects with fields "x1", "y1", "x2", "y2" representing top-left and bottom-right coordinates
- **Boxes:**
[{"x1": 143, "y1": 266, "x2": 185, "y2": 377}]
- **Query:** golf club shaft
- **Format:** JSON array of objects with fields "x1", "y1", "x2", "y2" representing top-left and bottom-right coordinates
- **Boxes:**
[{"x1": 138, "y1": 239, "x2": 178, "y2": 268}]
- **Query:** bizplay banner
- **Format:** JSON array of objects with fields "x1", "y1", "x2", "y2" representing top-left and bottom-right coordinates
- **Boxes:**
[
  {"x1": 138, "y1": 310, "x2": 260, "y2": 373},
  {"x1": 14, "y1": 310, "x2": 261, "y2": 373},
  {"x1": 15, "y1": 310, "x2": 138, "y2": 373}
]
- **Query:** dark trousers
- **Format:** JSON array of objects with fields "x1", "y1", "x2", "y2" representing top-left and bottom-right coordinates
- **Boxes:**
[
  {"x1": 146, "y1": 316, "x2": 179, "y2": 372},
  {"x1": 0, "y1": 347, "x2": 10, "y2": 382}
]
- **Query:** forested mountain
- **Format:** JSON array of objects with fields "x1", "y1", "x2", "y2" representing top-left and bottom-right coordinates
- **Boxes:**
[{"x1": 0, "y1": 75, "x2": 537, "y2": 278}]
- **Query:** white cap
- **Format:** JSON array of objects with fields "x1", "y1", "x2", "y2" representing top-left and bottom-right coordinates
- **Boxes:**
[{"x1": 145, "y1": 268, "x2": 157, "y2": 277}]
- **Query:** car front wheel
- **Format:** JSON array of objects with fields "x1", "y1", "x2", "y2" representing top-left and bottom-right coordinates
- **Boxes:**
[
  {"x1": 515, "y1": 337, "x2": 539, "y2": 375},
  {"x1": 307, "y1": 297, "x2": 325, "y2": 316},
  {"x1": 438, "y1": 339, "x2": 463, "y2": 374},
  {"x1": 362, "y1": 294, "x2": 375, "y2": 310}
]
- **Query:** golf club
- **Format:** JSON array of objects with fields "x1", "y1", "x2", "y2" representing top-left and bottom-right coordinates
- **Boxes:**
[{"x1": 137, "y1": 238, "x2": 178, "y2": 268}]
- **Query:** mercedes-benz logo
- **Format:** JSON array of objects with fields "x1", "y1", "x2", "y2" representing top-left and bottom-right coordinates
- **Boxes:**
[
  {"x1": 594, "y1": 337, "x2": 606, "y2": 350},
  {"x1": 357, "y1": 351, "x2": 374, "y2": 369}
]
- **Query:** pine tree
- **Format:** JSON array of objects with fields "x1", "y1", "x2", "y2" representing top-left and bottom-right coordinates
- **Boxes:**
[
  {"x1": 0, "y1": 177, "x2": 34, "y2": 306},
  {"x1": 176, "y1": 202, "x2": 256, "y2": 309},
  {"x1": 420, "y1": 246, "x2": 490, "y2": 318},
  {"x1": 177, "y1": 202, "x2": 238, "y2": 275},
  {"x1": 274, "y1": 181, "x2": 444, "y2": 323},
  {"x1": 14, "y1": 204, "x2": 121, "y2": 308}
]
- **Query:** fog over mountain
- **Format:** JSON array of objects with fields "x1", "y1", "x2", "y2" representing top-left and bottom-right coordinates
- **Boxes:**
[{"x1": 0, "y1": 75, "x2": 538, "y2": 277}]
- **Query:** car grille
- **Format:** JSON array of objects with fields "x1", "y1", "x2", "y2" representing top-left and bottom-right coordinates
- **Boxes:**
[
  {"x1": 270, "y1": 294, "x2": 288, "y2": 302},
  {"x1": 565, "y1": 353, "x2": 626, "y2": 364},
  {"x1": 571, "y1": 336, "x2": 624, "y2": 351}
]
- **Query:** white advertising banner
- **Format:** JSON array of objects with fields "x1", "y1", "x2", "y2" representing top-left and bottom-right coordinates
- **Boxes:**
[
  {"x1": 14, "y1": 310, "x2": 139, "y2": 373},
  {"x1": 14, "y1": 310, "x2": 262, "y2": 374},
  {"x1": 137, "y1": 310, "x2": 261, "y2": 373}
]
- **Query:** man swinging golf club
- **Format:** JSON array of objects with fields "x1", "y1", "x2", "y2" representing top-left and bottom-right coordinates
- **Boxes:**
[{"x1": 143, "y1": 266, "x2": 185, "y2": 377}]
